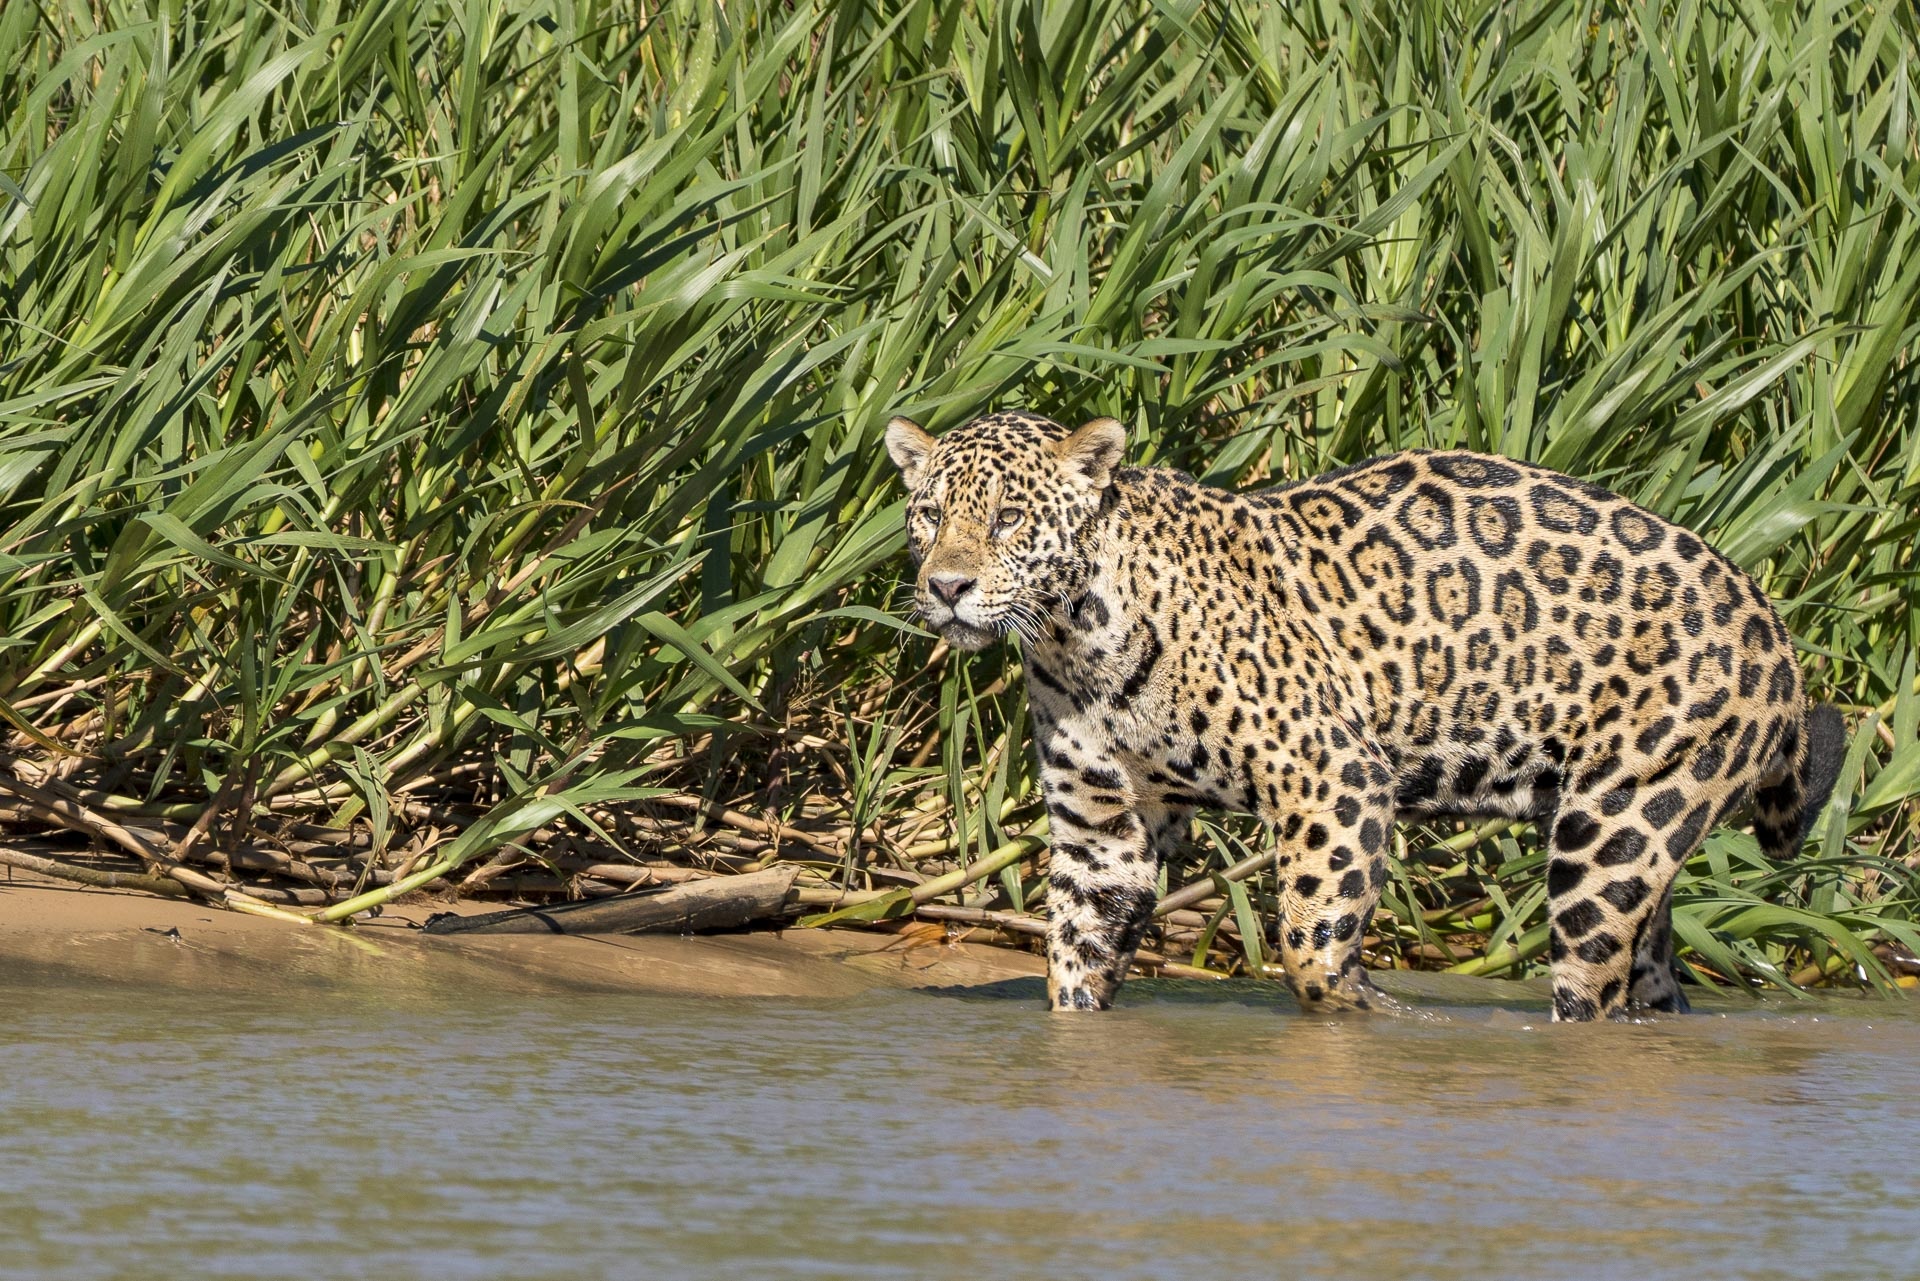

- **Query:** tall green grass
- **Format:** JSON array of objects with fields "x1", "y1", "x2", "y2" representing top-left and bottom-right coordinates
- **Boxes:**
[{"x1": 2, "y1": 0, "x2": 1916, "y2": 989}]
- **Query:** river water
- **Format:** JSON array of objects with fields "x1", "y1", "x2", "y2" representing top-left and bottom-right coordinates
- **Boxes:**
[{"x1": 3, "y1": 947, "x2": 1917, "y2": 1279}]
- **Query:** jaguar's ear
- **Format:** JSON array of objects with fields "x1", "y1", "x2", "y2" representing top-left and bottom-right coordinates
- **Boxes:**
[
  {"x1": 1056, "y1": 417, "x2": 1127, "y2": 490},
  {"x1": 885, "y1": 416, "x2": 936, "y2": 489}
]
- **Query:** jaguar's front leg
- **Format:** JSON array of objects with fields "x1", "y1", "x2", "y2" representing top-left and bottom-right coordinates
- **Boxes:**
[
  {"x1": 1039, "y1": 759, "x2": 1172, "y2": 1012},
  {"x1": 1271, "y1": 777, "x2": 1399, "y2": 1015}
]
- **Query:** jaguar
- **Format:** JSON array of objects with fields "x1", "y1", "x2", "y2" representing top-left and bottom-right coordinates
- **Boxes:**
[{"x1": 885, "y1": 409, "x2": 1845, "y2": 1021}]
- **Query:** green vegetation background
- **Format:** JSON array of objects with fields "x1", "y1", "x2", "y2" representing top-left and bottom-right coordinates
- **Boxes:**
[{"x1": 3, "y1": 0, "x2": 1917, "y2": 988}]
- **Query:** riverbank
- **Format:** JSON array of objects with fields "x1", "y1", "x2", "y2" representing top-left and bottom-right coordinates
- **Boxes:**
[{"x1": 0, "y1": 870, "x2": 1045, "y2": 1001}]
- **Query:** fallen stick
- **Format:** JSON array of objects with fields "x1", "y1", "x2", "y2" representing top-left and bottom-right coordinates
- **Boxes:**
[
  {"x1": 910, "y1": 902, "x2": 1046, "y2": 937},
  {"x1": 1131, "y1": 949, "x2": 1232, "y2": 982},
  {"x1": 420, "y1": 865, "x2": 803, "y2": 936},
  {"x1": 0, "y1": 844, "x2": 188, "y2": 897},
  {"x1": 0, "y1": 768, "x2": 310, "y2": 923}
]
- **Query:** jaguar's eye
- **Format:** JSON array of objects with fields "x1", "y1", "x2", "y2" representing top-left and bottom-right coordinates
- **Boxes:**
[
  {"x1": 993, "y1": 507, "x2": 1024, "y2": 534},
  {"x1": 914, "y1": 504, "x2": 941, "y2": 529}
]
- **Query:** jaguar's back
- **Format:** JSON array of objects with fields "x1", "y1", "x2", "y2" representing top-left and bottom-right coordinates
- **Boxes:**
[{"x1": 1258, "y1": 451, "x2": 1812, "y2": 835}]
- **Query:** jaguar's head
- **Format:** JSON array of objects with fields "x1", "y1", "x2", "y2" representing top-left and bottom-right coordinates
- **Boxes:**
[{"x1": 885, "y1": 411, "x2": 1126, "y2": 651}]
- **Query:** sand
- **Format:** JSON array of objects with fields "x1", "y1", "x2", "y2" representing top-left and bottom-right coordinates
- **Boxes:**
[{"x1": 0, "y1": 868, "x2": 1046, "y2": 1000}]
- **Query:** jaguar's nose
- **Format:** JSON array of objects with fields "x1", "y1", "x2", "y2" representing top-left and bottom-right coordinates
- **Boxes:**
[{"x1": 928, "y1": 573, "x2": 976, "y2": 606}]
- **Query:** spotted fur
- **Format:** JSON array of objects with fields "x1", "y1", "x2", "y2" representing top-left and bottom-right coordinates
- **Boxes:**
[{"x1": 886, "y1": 410, "x2": 1846, "y2": 1021}]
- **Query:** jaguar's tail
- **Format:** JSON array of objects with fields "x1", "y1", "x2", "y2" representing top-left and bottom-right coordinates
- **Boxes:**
[{"x1": 1753, "y1": 703, "x2": 1848, "y2": 862}]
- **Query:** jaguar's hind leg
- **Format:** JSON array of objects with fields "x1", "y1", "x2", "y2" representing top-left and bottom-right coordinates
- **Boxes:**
[
  {"x1": 1547, "y1": 768, "x2": 1739, "y2": 1021},
  {"x1": 1626, "y1": 882, "x2": 1690, "y2": 1014}
]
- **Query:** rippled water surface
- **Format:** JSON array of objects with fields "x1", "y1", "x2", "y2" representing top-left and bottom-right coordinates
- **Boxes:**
[{"x1": 4, "y1": 953, "x2": 1917, "y2": 1280}]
